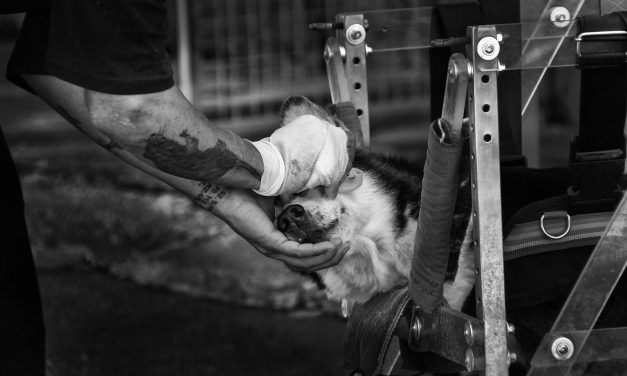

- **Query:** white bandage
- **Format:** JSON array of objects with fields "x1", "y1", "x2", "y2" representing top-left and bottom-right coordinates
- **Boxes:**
[
  {"x1": 251, "y1": 138, "x2": 286, "y2": 196},
  {"x1": 251, "y1": 115, "x2": 349, "y2": 196}
]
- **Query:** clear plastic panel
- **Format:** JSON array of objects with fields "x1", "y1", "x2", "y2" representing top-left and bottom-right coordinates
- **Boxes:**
[
  {"x1": 518, "y1": 0, "x2": 602, "y2": 114},
  {"x1": 343, "y1": 7, "x2": 434, "y2": 52},
  {"x1": 487, "y1": 21, "x2": 578, "y2": 73}
]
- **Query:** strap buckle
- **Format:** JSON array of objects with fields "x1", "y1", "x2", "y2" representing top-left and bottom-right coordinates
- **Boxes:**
[{"x1": 575, "y1": 30, "x2": 627, "y2": 66}]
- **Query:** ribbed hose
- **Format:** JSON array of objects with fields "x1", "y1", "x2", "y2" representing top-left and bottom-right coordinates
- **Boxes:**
[{"x1": 410, "y1": 118, "x2": 465, "y2": 312}]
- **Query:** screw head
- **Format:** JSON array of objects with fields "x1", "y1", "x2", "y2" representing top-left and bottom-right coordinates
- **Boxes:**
[
  {"x1": 550, "y1": 6, "x2": 571, "y2": 28},
  {"x1": 346, "y1": 24, "x2": 366, "y2": 45},
  {"x1": 476, "y1": 36, "x2": 500, "y2": 61},
  {"x1": 551, "y1": 337, "x2": 574, "y2": 360}
]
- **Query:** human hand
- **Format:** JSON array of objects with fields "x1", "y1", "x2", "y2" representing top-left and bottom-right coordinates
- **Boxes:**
[{"x1": 215, "y1": 188, "x2": 350, "y2": 272}]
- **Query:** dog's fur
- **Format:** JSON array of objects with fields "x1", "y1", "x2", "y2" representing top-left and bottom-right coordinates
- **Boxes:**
[{"x1": 275, "y1": 97, "x2": 475, "y2": 310}]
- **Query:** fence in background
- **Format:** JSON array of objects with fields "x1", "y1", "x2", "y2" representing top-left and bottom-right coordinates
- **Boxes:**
[{"x1": 186, "y1": 0, "x2": 432, "y2": 132}]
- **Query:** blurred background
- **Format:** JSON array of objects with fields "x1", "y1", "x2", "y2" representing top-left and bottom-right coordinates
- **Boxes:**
[{"x1": 0, "y1": 1, "x2": 582, "y2": 375}]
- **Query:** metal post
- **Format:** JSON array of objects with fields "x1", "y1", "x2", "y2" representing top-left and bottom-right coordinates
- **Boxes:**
[
  {"x1": 176, "y1": 0, "x2": 194, "y2": 103},
  {"x1": 467, "y1": 25, "x2": 509, "y2": 376},
  {"x1": 336, "y1": 14, "x2": 370, "y2": 147}
]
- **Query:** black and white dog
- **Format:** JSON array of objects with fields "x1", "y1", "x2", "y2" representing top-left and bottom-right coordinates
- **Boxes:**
[{"x1": 275, "y1": 97, "x2": 475, "y2": 311}]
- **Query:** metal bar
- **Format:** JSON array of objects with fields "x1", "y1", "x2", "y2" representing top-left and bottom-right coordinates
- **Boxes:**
[
  {"x1": 441, "y1": 53, "x2": 469, "y2": 136},
  {"x1": 467, "y1": 25, "x2": 509, "y2": 376},
  {"x1": 527, "y1": 192, "x2": 627, "y2": 376},
  {"x1": 176, "y1": 0, "x2": 194, "y2": 103},
  {"x1": 324, "y1": 38, "x2": 351, "y2": 104},
  {"x1": 336, "y1": 14, "x2": 370, "y2": 147}
]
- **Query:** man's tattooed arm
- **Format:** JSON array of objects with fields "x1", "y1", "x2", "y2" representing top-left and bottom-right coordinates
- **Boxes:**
[
  {"x1": 193, "y1": 182, "x2": 229, "y2": 211},
  {"x1": 143, "y1": 130, "x2": 261, "y2": 185}
]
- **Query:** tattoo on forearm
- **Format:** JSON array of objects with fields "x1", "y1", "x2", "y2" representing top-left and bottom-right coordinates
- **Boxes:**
[
  {"x1": 144, "y1": 130, "x2": 261, "y2": 182},
  {"x1": 193, "y1": 182, "x2": 228, "y2": 210},
  {"x1": 56, "y1": 105, "x2": 122, "y2": 151}
]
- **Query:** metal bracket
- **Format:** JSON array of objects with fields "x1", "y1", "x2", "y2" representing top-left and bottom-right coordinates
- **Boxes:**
[
  {"x1": 409, "y1": 306, "x2": 486, "y2": 372},
  {"x1": 334, "y1": 13, "x2": 370, "y2": 147},
  {"x1": 467, "y1": 25, "x2": 509, "y2": 376}
]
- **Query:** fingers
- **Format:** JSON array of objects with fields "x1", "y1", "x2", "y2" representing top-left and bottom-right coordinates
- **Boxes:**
[
  {"x1": 273, "y1": 237, "x2": 342, "y2": 259},
  {"x1": 283, "y1": 240, "x2": 351, "y2": 273}
]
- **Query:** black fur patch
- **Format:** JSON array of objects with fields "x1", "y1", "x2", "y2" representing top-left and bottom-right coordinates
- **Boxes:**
[
  {"x1": 304, "y1": 272, "x2": 326, "y2": 290},
  {"x1": 353, "y1": 148, "x2": 472, "y2": 280},
  {"x1": 352, "y1": 150, "x2": 424, "y2": 236}
]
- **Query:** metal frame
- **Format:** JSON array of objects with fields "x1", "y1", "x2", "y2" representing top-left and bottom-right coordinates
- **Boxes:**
[
  {"x1": 319, "y1": 5, "x2": 627, "y2": 376},
  {"x1": 324, "y1": 14, "x2": 371, "y2": 147}
]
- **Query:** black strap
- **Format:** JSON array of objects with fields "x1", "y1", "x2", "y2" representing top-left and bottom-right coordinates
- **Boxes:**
[
  {"x1": 577, "y1": 12, "x2": 627, "y2": 151},
  {"x1": 571, "y1": 12, "x2": 627, "y2": 207}
]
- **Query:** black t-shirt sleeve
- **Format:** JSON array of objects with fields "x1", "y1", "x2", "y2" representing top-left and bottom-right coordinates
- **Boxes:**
[{"x1": 7, "y1": 0, "x2": 174, "y2": 95}]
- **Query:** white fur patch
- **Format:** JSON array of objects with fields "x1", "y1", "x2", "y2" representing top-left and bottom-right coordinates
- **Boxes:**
[{"x1": 278, "y1": 171, "x2": 475, "y2": 310}]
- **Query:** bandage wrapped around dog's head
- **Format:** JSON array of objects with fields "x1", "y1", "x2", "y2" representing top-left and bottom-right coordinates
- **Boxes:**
[{"x1": 251, "y1": 97, "x2": 350, "y2": 196}]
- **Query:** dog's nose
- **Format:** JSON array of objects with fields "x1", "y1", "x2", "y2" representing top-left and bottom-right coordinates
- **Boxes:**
[{"x1": 277, "y1": 204, "x2": 305, "y2": 232}]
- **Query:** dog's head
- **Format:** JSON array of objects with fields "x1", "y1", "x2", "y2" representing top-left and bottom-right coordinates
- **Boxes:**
[
  {"x1": 276, "y1": 168, "x2": 364, "y2": 243},
  {"x1": 274, "y1": 96, "x2": 364, "y2": 244}
]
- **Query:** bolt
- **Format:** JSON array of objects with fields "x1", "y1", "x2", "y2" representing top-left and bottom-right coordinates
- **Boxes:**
[
  {"x1": 477, "y1": 36, "x2": 500, "y2": 61},
  {"x1": 496, "y1": 33, "x2": 503, "y2": 42},
  {"x1": 346, "y1": 24, "x2": 366, "y2": 45},
  {"x1": 551, "y1": 336, "x2": 574, "y2": 360},
  {"x1": 464, "y1": 322, "x2": 474, "y2": 346},
  {"x1": 323, "y1": 45, "x2": 331, "y2": 62},
  {"x1": 508, "y1": 351, "x2": 518, "y2": 364},
  {"x1": 411, "y1": 317, "x2": 423, "y2": 343},
  {"x1": 507, "y1": 323, "x2": 515, "y2": 334},
  {"x1": 448, "y1": 61, "x2": 458, "y2": 83},
  {"x1": 465, "y1": 349, "x2": 475, "y2": 372},
  {"x1": 550, "y1": 6, "x2": 571, "y2": 28}
]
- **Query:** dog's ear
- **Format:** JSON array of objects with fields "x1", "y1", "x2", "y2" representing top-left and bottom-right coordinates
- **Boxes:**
[
  {"x1": 280, "y1": 96, "x2": 338, "y2": 127},
  {"x1": 339, "y1": 168, "x2": 364, "y2": 193}
]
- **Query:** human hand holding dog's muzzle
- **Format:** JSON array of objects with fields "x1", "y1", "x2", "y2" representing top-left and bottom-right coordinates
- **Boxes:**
[
  {"x1": 220, "y1": 189, "x2": 351, "y2": 272},
  {"x1": 251, "y1": 112, "x2": 355, "y2": 199}
]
